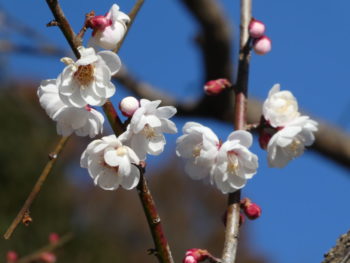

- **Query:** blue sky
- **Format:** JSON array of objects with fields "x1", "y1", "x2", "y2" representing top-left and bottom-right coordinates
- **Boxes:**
[{"x1": 2, "y1": 0, "x2": 350, "y2": 262}]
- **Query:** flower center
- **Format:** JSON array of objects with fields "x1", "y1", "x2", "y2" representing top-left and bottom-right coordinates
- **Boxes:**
[
  {"x1": 274, "y1": 97, "x2": 296, "y2": 114},
  {"x1": 286, "y1": 139, "x2": 303, "y2": 157},
  {"x1": 227, "y1": 151, "x2": 239, "y2": 175},
  {"x1": 142, "y1": 124, "x2": 156, "y2": 139},
  {"x1": 74, "y1": 64, "x2": 94, "y2": 86},
  {"x1": 116, "y1": 146, "x2": 127, "y2": 156},
  {"x1": 192, "y1": 143, "x2": 203, "y2": 158}
]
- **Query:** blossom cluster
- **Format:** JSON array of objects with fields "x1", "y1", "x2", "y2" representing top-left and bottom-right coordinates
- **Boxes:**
[{"x1": 36, "y1": 3, "x2": 317, "y2": 195}]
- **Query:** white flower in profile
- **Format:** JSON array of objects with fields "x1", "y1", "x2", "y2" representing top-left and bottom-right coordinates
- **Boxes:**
[
  {"x1": 263, "y1": 84, "x2": 300, "y2": 127},
  {"x1": 80, "y1": 135, "x2": 140, "y2": 190},
  {"x1": 38, "y1": 79, "x2": 104, "y2": 138},
  {"x1": 212, "y1": 131, "x2": 258, "y2": 194},
  {"x1": 267, "y1": 116, "x2": 318, "y2": 168},
  {"x1": 57, "y1": 46, "x2": 121, "y2": 107},
  {"x1": 120, "y1": 99, "x2": 177, "y2": 160},
  {"x1": 176, "y1": 122, "x2": 220, "y2": 180},
  {"x1": 88, "y1": 4, "x2": 130, "y2": 50}
]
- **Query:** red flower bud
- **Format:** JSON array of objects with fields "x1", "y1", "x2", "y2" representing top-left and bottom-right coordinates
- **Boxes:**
[
  {"x1": 49, "y1": 232, "x2": 60, "y2": 244},
  {"x1": 253, "y1": 36, "x2": 272, "y2": 55},
  {"x1": 249, "y1": 19, "x2": 266, "y2": 38},
  {"x1": 204, "y1": 78, "x2": 231, "y2": 95},
  {"x1": 241, "y1": 198, "x2": 262, "y2": 220},
  {"x1": 87, "y1": 15, "x2": 112, "y2": 31},
  {"x1": 6, "y1": 251, "x2": 18, "y2": 263}
]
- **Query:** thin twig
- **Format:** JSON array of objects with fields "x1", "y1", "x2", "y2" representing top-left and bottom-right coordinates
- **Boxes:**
[
  {"x1": 114, "y1": 0, "x2": 145, "y2": 53},
  {"x1": 45, "y1": 0, "x2": 81, "y2": 58},
  {"x1": 221, "y1": 0, "x2": 252, "y2": 263},
  {"x1": 17, "y1": 233, "x2": 73, "y2": 263},
  {"x1": 77, "y1": 11, "x2": 95, "y2": 40},
  {"x1": 3, "y1": 136, "x2": 70, "y2": 240},
  {"x1": 137, "y1": 173, "x2": 174, "y2": 263},
  {"x1": 43, "y1": 1, "x2": 174, "y2": 262}
]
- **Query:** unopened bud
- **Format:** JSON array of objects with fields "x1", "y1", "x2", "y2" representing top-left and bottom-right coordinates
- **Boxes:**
[
  {"x1": 241, "y1": 198, "x2": 262, "y2": 220},
  {"x1": 40, "y1": 252, "x2": 56, "y2": 263},
  {"x1": 183, "y1": 255, "x2": 197, "y2": 263},
  {"x1": 6, "y1": 251, "x2": 18, "y2": 263},
  {"x1": 87, "y1": 15, "x2": 112, "y2": 31},
  {"x1": 204, "y1": 78, "x2": 231, "y2": 95},
  {"x1": 249, "y1": 19, "x2": 266, "y2": 38},
  {"x1": 253, "y1": 36, "x2": 272, "y2": 55},
  {"x1": 119, "y1": 96, "x2": 140, "y2": 117},
  {"x1": 49, "y1": 233, "x2": 60, "y2": 244}
]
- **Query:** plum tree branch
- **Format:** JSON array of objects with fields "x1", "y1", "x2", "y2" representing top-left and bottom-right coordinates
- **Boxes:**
[
  {"x1": 43, "y1": 1, "x2": 174, "y2": 262},
  {"x1": 3, "y1": 136, "x2": 70, "y2": 239}
]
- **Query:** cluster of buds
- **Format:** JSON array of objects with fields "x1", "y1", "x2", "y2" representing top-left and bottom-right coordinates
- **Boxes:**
[{"x1": 249, "y1": 18, "x2": 272, "y2": 55}]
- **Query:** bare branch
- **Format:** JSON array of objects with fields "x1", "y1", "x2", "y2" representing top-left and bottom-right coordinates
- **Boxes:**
[
  {"x1": 323, "y1": 230, "x2": 350, "y2": 263},
  {"x1": 3, "y1": 136, "x2": 70, "y2": 240}
]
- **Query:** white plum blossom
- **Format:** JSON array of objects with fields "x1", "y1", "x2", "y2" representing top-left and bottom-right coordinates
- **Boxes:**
[
  {"x1": 267, "y1": 116, "x2": 318, "y2": 168},
  {"x1": 38, "y1": 79, "x2": 104, "y2": 138},
  {"x1": 80, "y1": 135, "x2": 140, "y2": 190},
  {"x1": 120, "y1": 99, "x2": 177, "y2": 160},
  {"x1": 57, "y1": 46, "x2": 121, "y2": 107},
  {"x1": 176, "y1": 122, "x2": 220, "y2": 180},
  {"x1": 263, "y1": 84, "x2": 300, "y2": 127},
  {"x1": 89, "y1": 4, "x2": 130, "y2": 50},
  {"x1": 211, "y1": 130, "x2": 258, "y2": 194}
]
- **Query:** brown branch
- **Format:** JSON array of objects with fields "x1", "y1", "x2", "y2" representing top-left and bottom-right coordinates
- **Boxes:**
[
  {"x1": 45, "y1": 0, "x2": 81, "y2": 58},
  {"x1": 3, "y1": 136, "x2": 70, "y2": 240},
  {"x1": 323, "y1": 230, "x2": 350, "y2": 263},
  {"x1": 137, "y1": 171, "x2": 174, "y2": 263},
  {"x1": 43, "y1": 1, "x2": 174, "y2": 262},
  {"x1": 222, "y1": 1, "x2": 251, "y2": 262},
  {"x1": 17, "y1": 233, "x2": 73, "y2": 263}
]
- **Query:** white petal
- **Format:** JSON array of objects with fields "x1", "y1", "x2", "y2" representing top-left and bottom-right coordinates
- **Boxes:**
[
  {"x1": 130, "y1": 133, "x2": 148, "y2": 160},
  {"x1": 120, "y1": 165, "x2": 140, "y2": 190},
  {"x1": 160, "y1": 119, "x2": 178, "y2": 134},
  {"x1": 76, "y1": 47, "x2": 98, "y2": 65},
  {"x1": 155, "y1": 106, "x2": 177, "y2": 119},
  {"x1": 97, "y1": 51, "x2": 122, "y2": 75},
  {"x1": 146, "y1": 115, "x2": 162, "y2": 127},
  {"x1": 95, "y1": 168, "x2": 121, "y2": 190},
  {"x1": 227, "y1": 130, "x2": 252, "y2": 147},
  {"x1": 147, "y1": 134, "x2": 165, "y2": 155}
]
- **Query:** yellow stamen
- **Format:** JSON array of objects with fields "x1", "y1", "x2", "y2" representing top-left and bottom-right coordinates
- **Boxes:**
[{"x1": 74, "y1": 64, "x2": 94, "y2": 86}]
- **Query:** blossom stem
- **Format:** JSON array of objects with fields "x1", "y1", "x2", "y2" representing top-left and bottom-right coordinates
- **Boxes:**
[
  {"x1": 102, "y1": 100, "x2": 125, "y2": 135},
  {"x1": 16, "y1": 233, "x2": 73, "y2": 263},
  {"x1": 137, "y1": 173, "x2": 174, "y2": 263},
  {"x1": 3, "y1": 136, "x2": 70, "y2": 240},
  {"x1": 221, "y1": 0, "x2": 252, "y2": 263}
]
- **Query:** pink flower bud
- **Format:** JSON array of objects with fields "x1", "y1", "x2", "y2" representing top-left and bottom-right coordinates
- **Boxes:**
[
  {"x1": 49, "y1": 232, "x2": 60, "y2": 244},
  {"x1": 241, "y1": 198, "x2": 262, "y2": 220},
  {"x1": 253, "y1": 36, "x2": 272, "y2": 55},
  {"x1": 183, "y1": 255, "x2": 197, "y2": 263},
  {"x1": 6, "y1": 251, "x2": 18, "y2": 263},
  {"x1": 119, "y1": 96, "x2": 140, "y2": 117},
  {"x1": 40, "y1": 252, "x2": 56, "y2": 263},
  {"x1": 87, "y1": 15, "x2": 112, "y2": 31},
  {"x1": 249, "y1": 19, "x2": 266, "y2": 38},
  {"x1": 204, "y1": 78, "x2": 231, "y2": 95}
]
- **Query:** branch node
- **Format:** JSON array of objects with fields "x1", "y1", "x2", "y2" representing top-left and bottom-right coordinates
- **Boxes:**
[
  {"x1": 22, "y1": 211, "x2": 32, "y2": 226},
  {"x1": 46, "y1": 20, "x2": 59, "y2": 27}
]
